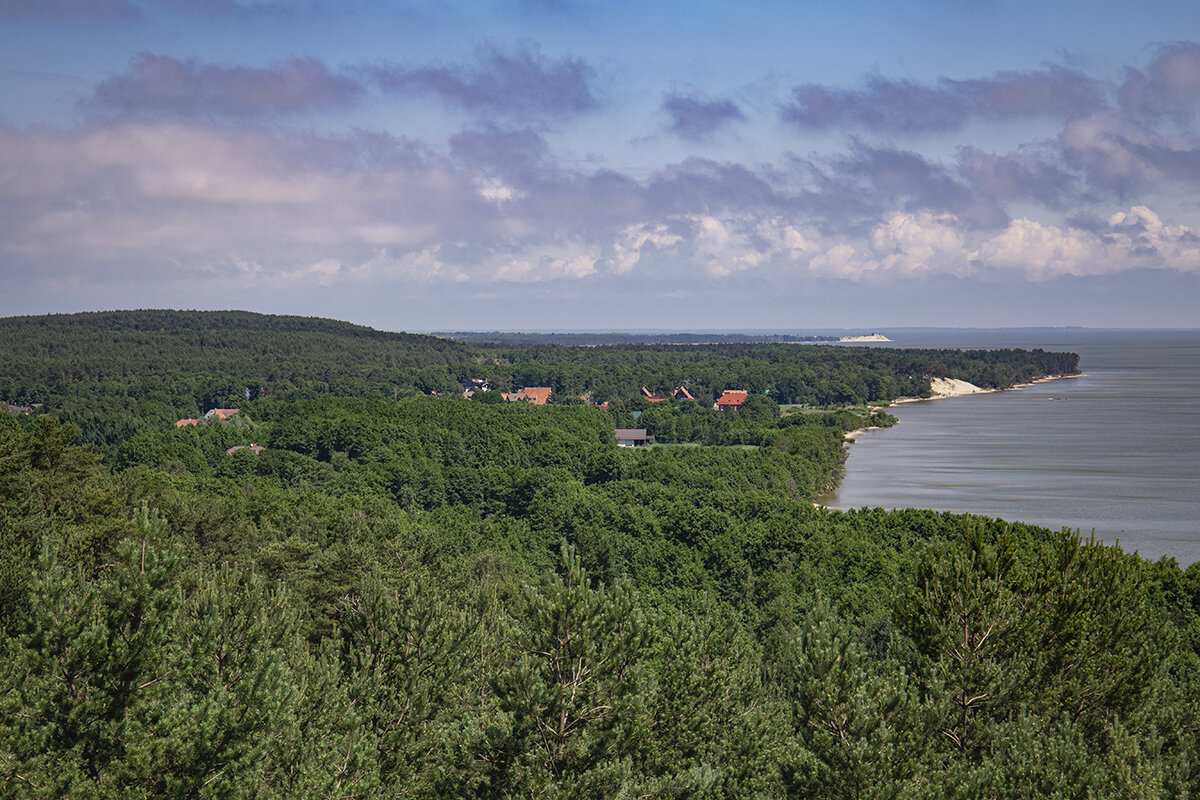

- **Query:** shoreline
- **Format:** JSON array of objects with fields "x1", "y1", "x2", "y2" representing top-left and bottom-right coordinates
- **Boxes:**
[{"x1": 891, "y1": 372, "x2": 1084, "y2": 404}]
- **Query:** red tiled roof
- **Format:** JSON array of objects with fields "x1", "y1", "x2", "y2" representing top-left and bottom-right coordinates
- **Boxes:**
[
  {"x1": 175, "y1": 418, "x2": 199, "y2": 427},
  {"x1": 522, "y1": 387, "x2": 552, "y2": 405},
  {"x1": 716, "y1": 390, "x2": 749, "y2": 407}
]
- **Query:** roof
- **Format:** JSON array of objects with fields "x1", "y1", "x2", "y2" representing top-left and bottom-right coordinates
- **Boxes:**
[
  {"x1": 175, "y1": 418, "x2": 199, "y2": 427},
  {"x1": 226, "y1": 444, "x2": 265, "y2": 455},
  {"x1": 614, "y1": 428, "x2": 649, "y2": 439},
  {"x1": 674, "y1": 386, "x2": 694, "y2": 400},
  {"x1": 716, "y1": 390, "x2": 749, "y2": 407},
  {"x1": 521, "y1": 387, "x2": 552, "y2": 405},
  {"x1": 205, "y1": 408, "x2": 240, "y2": 419}
]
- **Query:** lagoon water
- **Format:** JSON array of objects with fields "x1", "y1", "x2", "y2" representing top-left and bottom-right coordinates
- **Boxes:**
[{"x1": 817, "y1": 329, "x2": 1200, "y2": 565}]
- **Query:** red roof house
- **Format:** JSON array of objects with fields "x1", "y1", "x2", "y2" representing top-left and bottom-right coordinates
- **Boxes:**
[
  {"x1": 641, "y1": 386, "x2": 667, "y2": 402},
  {"x1": 715, "y1": 390, "x2": 749, "y2": 411}
]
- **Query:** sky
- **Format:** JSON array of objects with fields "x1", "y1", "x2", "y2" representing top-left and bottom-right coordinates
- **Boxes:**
[{"x1": 3, "y1": 0, "x2": 1200, "y2": 331}]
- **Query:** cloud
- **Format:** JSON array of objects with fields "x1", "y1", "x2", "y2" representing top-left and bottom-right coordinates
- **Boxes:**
[
  {"x1": 370, "y1": 44, "x2": 599, "y2": 118},
  {"x1": 784, "y1": 76, "x2": 970, "y2": 133},
  {"x1": 661, "y1": 92, "x2": 744, "y2": 139},
  {"x1": 91, "y1": 53, "x2": 361, "y2": 118},
  {"x1": 449, "y1": 125, "x2": 548, "y2": 169},
  {"x1": 831, "y1": 144, "x2": 1008, "y2": 229},
  {"x1": 946, "y1": 65, "x2": 1103, "y2": 118},
  {"x1": 1105, "y1": 205, "x2": 1200, "y2": 269},
  {"x1": 1119, "y1": 42, "x2": 1200, "y2": 122},
  {"x1": 957, "y1": 146, "x2": 1077, "y2": 209},
  {"x1": 870, "y1": 211, "x2": 968, "y2": 277},
  {"x1": 0, "y1": 0, "x2": 140, "y2": 19},
  {"x1": 783, "y1": 66, "x2": 1102, "y2": 133},
  {"x1": 644, "y1": 157, "x2": 780, "y2": 216},
  {"x1": 1060, "y1": 111, "x2": 1169, "y2": 195},
  {"x1": 0, "y1": 0, "x2": 289, "y2": 19},
  {"x1": 971, "y1": 206, "x2": 1200, "y2": 279},
  {"x1": 970, "y1": 218, "x2": 1099, "y2": 279},
  {"x1": 4, "y1": 113, "x2": 1199, "y2": 299}
]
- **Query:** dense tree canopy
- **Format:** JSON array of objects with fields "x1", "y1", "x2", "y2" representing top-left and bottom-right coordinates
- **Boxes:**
[{"x1": 6, "y1": 311, "x2": 1185, "y2": 799}]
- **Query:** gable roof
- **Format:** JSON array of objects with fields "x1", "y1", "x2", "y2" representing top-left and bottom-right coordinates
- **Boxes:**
[
  {"x1": 673, "y1": 385, "x2": 694, "y2": 400},
  {"x1": 716, "y1": 390, "x2": 749, "y2": 407},
  {"x1": 522, "y1": 387, "x2": 552, "y2": 405}
]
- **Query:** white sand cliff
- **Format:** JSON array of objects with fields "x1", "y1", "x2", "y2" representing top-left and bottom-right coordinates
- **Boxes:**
[
  {"x1": 928, "y1": 377, "x2": 987, "y2": 397},
  {"x1": 838, "y1": 333, "x2": 891, "y2": 342}
]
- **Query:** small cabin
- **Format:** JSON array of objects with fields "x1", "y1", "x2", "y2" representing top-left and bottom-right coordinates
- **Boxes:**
[{"x1": 614, "y1": 428, "x2": 654, "y2": 447}]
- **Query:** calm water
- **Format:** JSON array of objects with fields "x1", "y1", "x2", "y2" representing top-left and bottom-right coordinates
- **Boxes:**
[{"x1": 818, "y1": 329, "x2": 1200, "y2": 565}]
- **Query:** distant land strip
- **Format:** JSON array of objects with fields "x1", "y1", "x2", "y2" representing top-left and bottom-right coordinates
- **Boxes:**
[{"x1": 434, "y1": 331, "x2": 892, "y2": 346}]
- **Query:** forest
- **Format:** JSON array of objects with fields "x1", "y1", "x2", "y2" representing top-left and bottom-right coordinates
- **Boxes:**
[{"x1": 4, "y1": 310, "x2": 1196, "y2": 799}]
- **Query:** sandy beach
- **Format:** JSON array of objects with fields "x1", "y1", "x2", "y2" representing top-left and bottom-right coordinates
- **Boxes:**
[{"x1": 891, "y1": 372, "x2": 1083, "y2": 404}]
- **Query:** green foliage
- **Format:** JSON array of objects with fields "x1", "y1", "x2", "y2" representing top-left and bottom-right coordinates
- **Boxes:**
[{"x1": 5, "y1": 312, "x2": 1189, "y2": 798}]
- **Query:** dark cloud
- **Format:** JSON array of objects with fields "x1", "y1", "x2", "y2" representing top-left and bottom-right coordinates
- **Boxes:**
[
  {"x1": 783, "y1": 66, "x2": 1102, "y2": 133},
  {"x1": 957, "y1": 146, "x2": 1077, "y2": 209},
  {"x1": 142, "y1": 0, "x2": 288, "y2": 16},
  {"x1": 371, "y1": 44, "x2": 599, "y2": 118},
  {"x1": 449, "y1": 125, "x2": 549, "y2": 169},
  {"x1": 0, "y1": 0, "x2": 141, "y2": 19},
  {"x1": 1119, "y1": 42, "x2": 1200, "y2": 121},
  {"x1": 92, "y1": 53, "x2": 362, "y2": 118},
  {"x1": 947, "y1": 65, "x2": 1103, "y2": 117},
  {"x1": 661, "y1": 93, "x2": 744, "y2": 139},
  {"x1": 0, "y1": 0, "x2": 289, "y2": 18},
  {"x1": 645, "y1": 158, "x2": 780, "y2": 215},
  {"x1": 784, "y1": 76, "x2": 969, "y2": 132},
  {"x1": 831, "y1": 143, "x2": 1007, "y2": 228},
  {"x1": 1058, "y1": 111, "x2": 1188, "y2": 196}
]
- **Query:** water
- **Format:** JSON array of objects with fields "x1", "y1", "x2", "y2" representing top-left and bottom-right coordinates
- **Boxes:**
[{"x1": 818, "y1": 329, "x2": 1200, "y2": 565}]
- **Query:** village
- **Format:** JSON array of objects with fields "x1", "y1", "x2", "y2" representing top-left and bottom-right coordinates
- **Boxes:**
[{"x1": 174, "y1": 383, "x2": 759, "y2": 453}]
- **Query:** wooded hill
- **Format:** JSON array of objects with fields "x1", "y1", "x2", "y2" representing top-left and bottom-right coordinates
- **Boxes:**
[
  {"x1": 6, "y1": 310, "x2": 1185, "y2": 800},
  {"x1": 0, "y1": 309, "x2": 1078, "y2": 457}
]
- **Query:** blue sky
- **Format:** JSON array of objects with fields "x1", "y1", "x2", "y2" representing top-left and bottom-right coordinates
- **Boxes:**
[{"x1": 3, "y1": 0, "x2": 1200, "y2": 330}]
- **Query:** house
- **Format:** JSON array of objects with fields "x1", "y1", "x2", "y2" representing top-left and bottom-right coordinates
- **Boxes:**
[
  {"x1": 715, "y1": 390, "x2": 749, "y2": 411},
  {"x1": 641, "y1": 386, "x2": 668, "y2": 403},
  {"x1": 226, "y1": 444, "x2": 265, "y2": 455},
  {"x1": 175, "y1": 418, "x2": 199, "y2": 428},
  {"x1": 614, "y1": 428, "x2": 654, "y2": 447},
  {"x1": 672, "y1": 386, "x2": 694, "y2": 401},
  {"x1": 205, "y1": 408, "x2": 240, "y2": 420},
  {"x1": 6, "y1": 403, "x2": 37, "y2": 415},
  {"x1": 460, "y1": 378, "x2": 492, "y2": 397},
  {"x1": 523, "y1": 387, "x2": 551, "y2": 405},
  {"x1": 504, "y1": 387, "x2": 552, "y2": 405}
]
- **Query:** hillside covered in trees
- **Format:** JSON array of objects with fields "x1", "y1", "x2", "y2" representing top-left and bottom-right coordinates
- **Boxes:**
[
  {"x1": 0, "y1": 310, "x2": 1078, "y2": 457},
  {"x1": 5, "y1": 310, "x2": 1190, "y2": 799}
]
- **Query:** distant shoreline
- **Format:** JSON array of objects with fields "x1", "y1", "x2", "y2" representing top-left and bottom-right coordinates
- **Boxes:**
[
  {"x1": 891, "y1": 372, "x2": 1084, "y2": 405},
  {"x1": 835, "y1": 372, "x2": 1085, "y2": 470}
]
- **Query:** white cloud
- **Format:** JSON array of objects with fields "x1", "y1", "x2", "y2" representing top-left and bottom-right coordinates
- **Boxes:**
[
  {"x1": 971, "y1": 218, "x2": 1099, "y2": 280},
  {"x1": 475, "y1": 176, "x2": 523, "y2": 203},
  {"x1": 870, "y1": 211, "x2": 968, "y2": 276},
  {"x1": 610, "y1": 222, "x2": 683, "y2": 274},
  {"x1": 971, "y1": 206, "x2": 1200, "y2": 279}
]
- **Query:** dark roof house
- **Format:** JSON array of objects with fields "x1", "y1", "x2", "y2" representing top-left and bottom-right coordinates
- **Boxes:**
[{"x1": 614, "y1": 428, "x2": 653, "y2": 447}]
